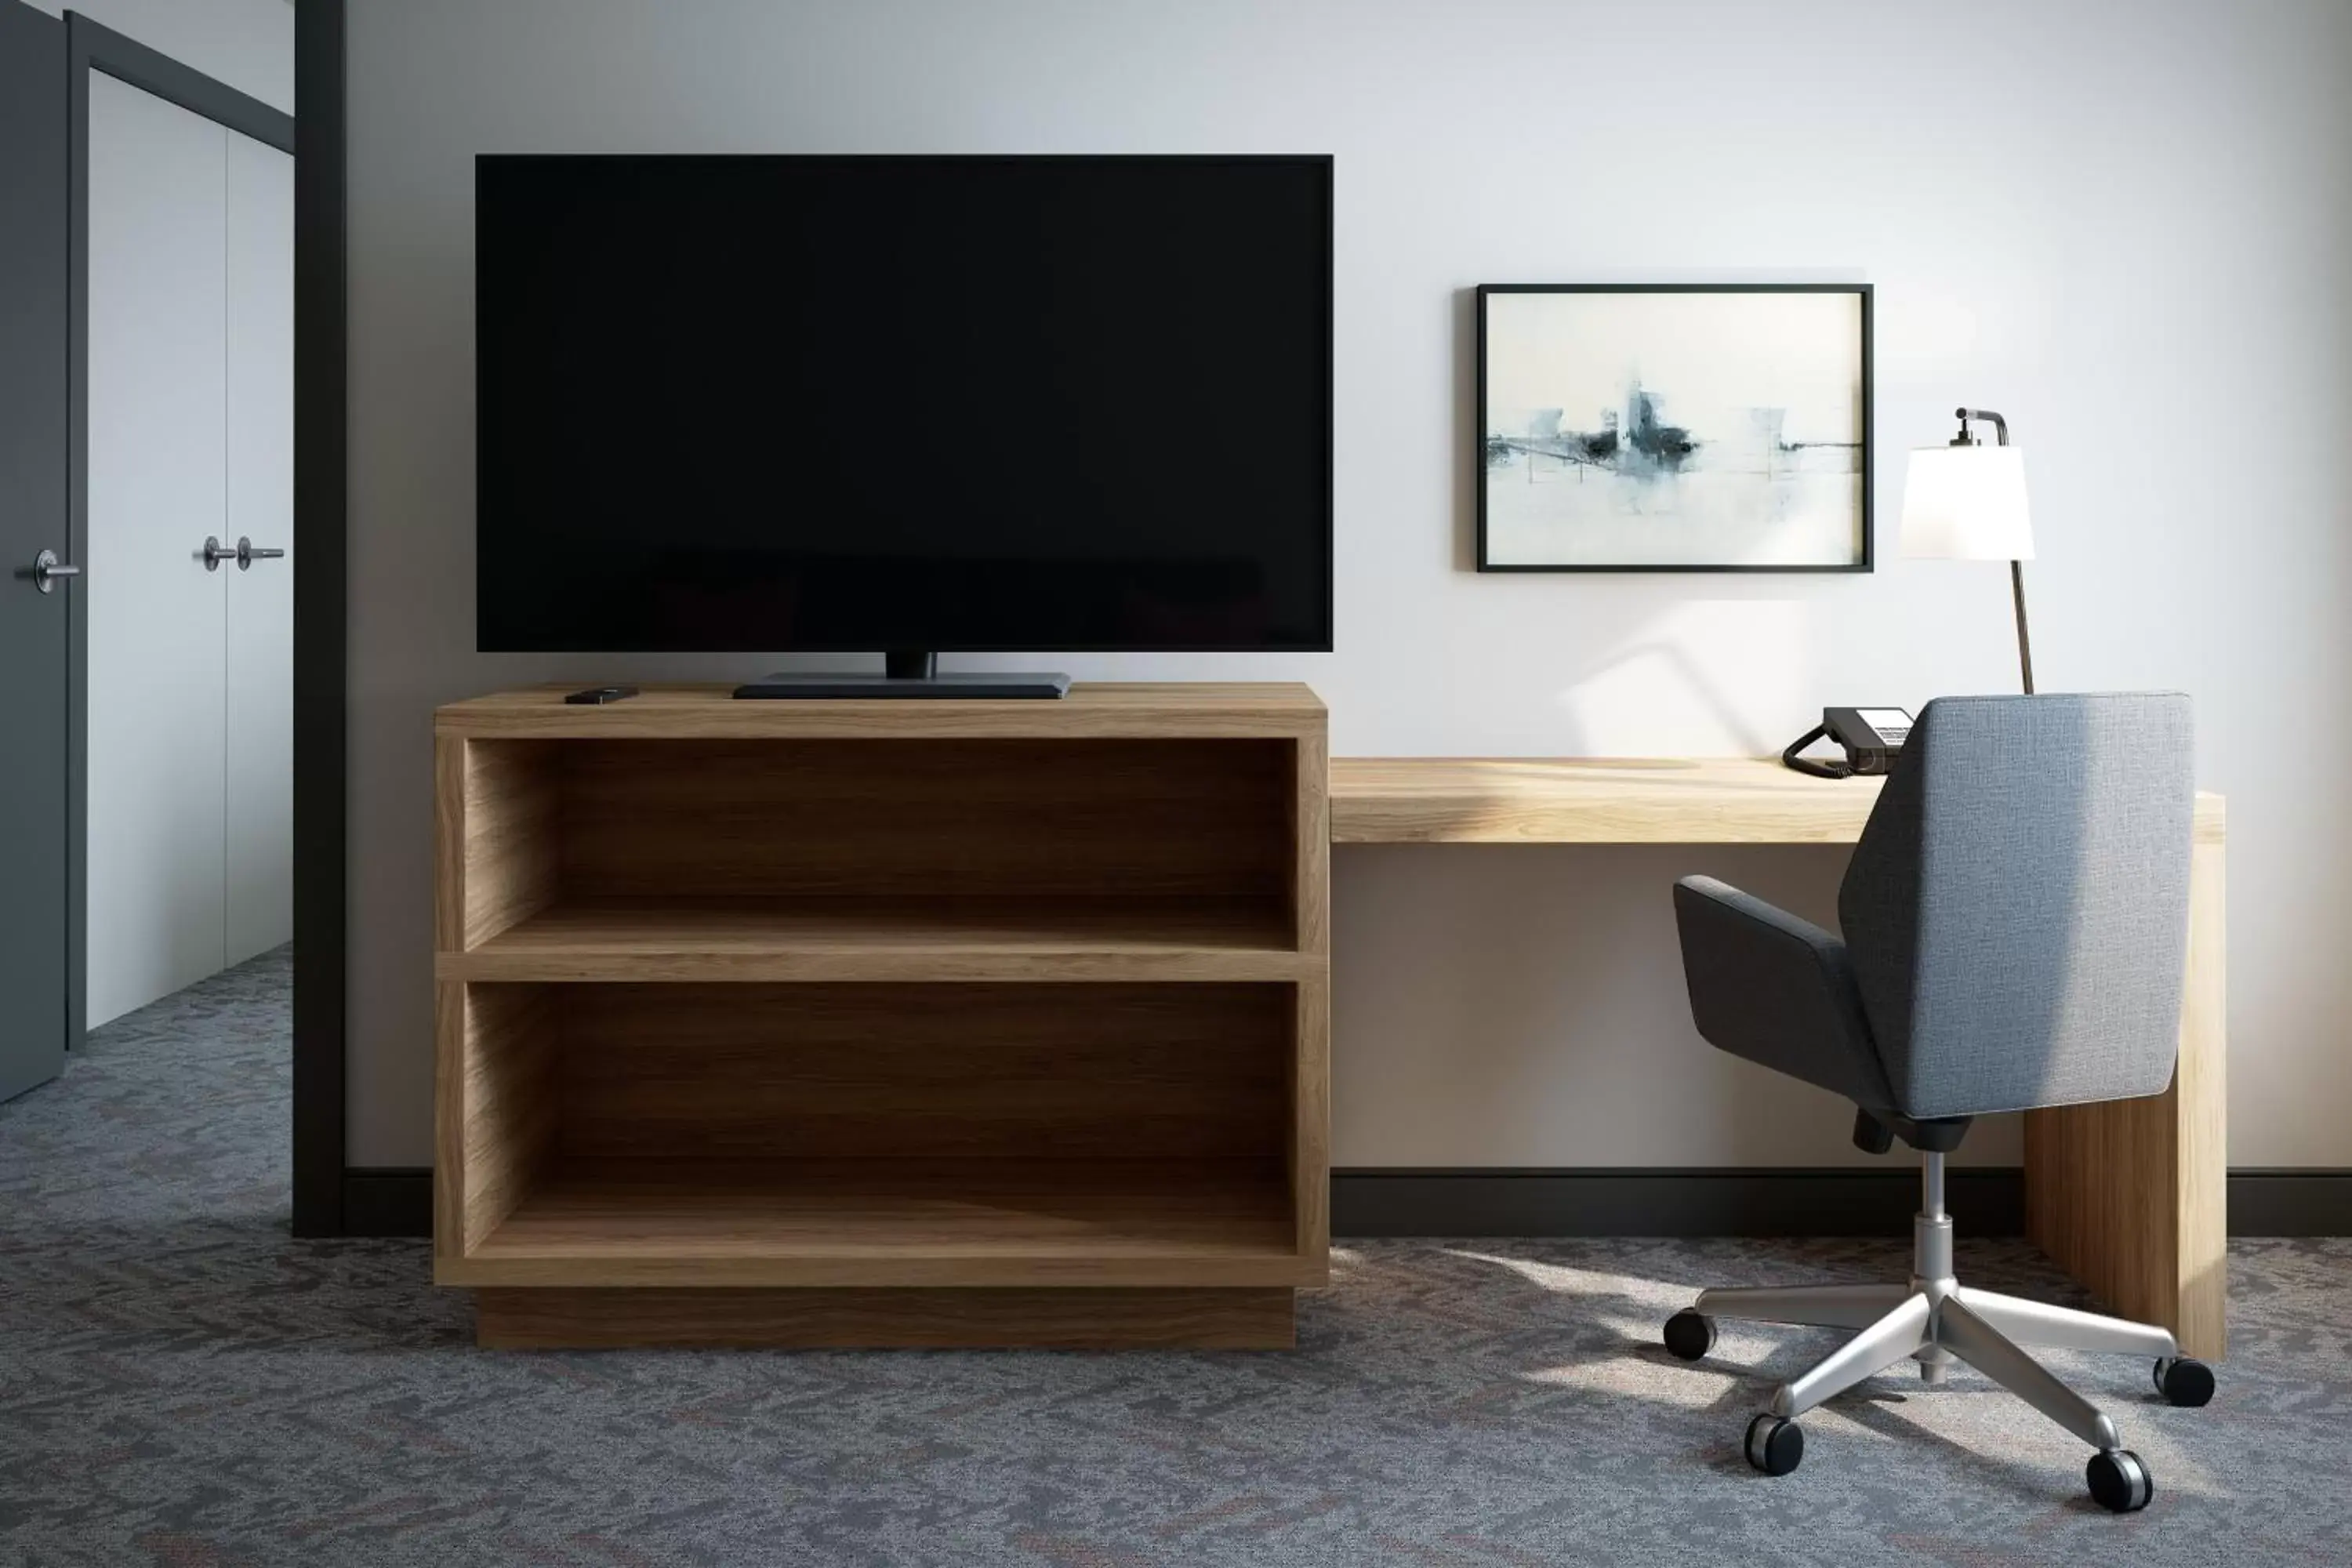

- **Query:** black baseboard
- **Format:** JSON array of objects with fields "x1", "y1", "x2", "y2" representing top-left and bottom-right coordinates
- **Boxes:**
[
  {"x1": 340, "y1": 1167, "x2": 431, "y2": 1238},
  {"x1": 2226, "y1": 1170, "x2": 2352, "y2": 1236},
  {"x1": 1335, "y1": 1168, "x2": 2352, "y2": 1240},
  {"x1": 323, "y1": 1166, "x2": 2352, "y2": 1242},
  {"x1": 1334, "y1": 1167, "x2": 2026, "y2": 1237}
]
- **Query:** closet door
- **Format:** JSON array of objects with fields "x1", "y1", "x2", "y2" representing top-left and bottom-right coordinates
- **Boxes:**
[
  {"x1": 85, "y1": 73, "x2": 227, "y2": 1029},
  {"x1": 223, "y1": 132, "x2": 293, "y2": 967}
]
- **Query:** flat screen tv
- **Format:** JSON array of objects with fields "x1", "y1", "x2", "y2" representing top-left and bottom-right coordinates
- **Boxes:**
[{"x1": 474, "y1": 154, "x2": 1333, "y2": 680}]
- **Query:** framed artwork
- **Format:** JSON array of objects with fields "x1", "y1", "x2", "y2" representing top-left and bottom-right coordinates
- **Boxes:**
[{"x1": 1476, "y1": 284, "x2": 1872, "y2": 572}]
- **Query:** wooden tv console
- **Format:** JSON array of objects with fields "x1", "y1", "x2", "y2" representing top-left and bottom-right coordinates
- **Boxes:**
[{"x1": 433, "y1": 683, "x2": 1330, "y2": 1349}]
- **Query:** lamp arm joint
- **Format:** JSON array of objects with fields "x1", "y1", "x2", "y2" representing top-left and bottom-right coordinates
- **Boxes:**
[{"x1": 1953, "y1": 406, "x2": 2010, "y2": 446}]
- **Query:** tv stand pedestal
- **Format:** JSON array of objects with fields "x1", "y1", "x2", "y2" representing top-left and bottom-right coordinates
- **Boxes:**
[
  {"x1": 434, "y1": 681, "x2": 1329, "y2": 1349},
  {"x1": 734, "y1": 650, "x2": 1069, "y2": 699}
]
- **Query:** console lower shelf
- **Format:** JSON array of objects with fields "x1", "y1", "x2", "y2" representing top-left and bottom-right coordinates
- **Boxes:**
[{"x1": 444, "y1": 1157, "x2": 1309, "y2": 1289}]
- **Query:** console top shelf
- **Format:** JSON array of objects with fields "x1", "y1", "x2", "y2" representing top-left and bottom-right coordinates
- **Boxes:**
[
  {"x1": 435, "y1": 681, "x2": 1325, "y2": 740},
  {"x1": 433, "y1": 681, "x2": 1331, "y2": 981}
]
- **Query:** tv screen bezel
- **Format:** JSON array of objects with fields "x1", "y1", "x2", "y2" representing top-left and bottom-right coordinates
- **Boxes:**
[{"x1": 472, "y1": 151, "x2": 1336, "y2": 656}]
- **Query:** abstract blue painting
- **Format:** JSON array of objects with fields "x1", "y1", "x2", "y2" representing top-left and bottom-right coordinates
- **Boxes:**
[{"x1": 1478, "y1": 286, "x2": 1870, "y2": 571}]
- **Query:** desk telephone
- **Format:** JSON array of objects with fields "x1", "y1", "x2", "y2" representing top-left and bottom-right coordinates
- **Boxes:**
[{"x1": 1782, "y1": 706, "x2": 1914, "y2": 779}]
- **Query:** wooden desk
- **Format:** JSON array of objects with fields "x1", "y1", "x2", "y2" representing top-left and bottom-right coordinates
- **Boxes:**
[{"x1": 1330, "y1": 757, "x2": 2227, "y2": 1359}]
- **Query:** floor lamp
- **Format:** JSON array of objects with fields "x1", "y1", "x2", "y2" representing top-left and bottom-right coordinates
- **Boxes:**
[{"x1": 1900, "y1": 408, "x2": 2037, "y2": 693}]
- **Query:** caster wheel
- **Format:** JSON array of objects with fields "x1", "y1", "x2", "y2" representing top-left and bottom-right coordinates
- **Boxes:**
[
  {"x1": 2086, "y1": 1448, "x2": 2154, "y2": 1513},
  {"x1": 1664, "y1": 1309, "x2": 1716, "y2": 1362},
  {"x1": 1744, "y1": 1413, "x2": 1803, "y2": 1476},
  {"x1": 2154, "y1": 1356, "x2": 2214, "y2": 1408}
]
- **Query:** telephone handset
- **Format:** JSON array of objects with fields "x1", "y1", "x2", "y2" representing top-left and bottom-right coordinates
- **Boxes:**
[{"x1": 1782, "y1": 706, "x2": 1915, "y2": 779}]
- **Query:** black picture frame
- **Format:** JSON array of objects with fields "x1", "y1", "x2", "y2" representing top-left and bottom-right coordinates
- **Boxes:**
[{"x1": 1474, "y1": 282, "x2": 1874, "y2": 574}]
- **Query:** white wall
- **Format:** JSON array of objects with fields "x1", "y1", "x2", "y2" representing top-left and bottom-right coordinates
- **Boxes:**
[
  {"x1": 346, "y1": 0, "x2": 2352, "y2": 1170},
  {"x1": 26, "y1": 0, "x2": 292, "y2": 114}
]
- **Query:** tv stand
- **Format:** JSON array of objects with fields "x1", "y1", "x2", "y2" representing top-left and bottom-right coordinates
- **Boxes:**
[
  {"x1": 432, "y1": 681, "x2": 1329, "y2": 1348},
  {"x1": 735, "y1": 650, "x2": 1069, "y2": 699}
]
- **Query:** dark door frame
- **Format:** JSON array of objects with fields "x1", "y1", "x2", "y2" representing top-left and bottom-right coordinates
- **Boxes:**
[
  {"x1": 0, "y1": 0, "x2": 70, "y2": 1107},
  {"x1": 290, "y1": 0, "x2": 346, "y2": 1237},
  {"x1": 63, "y1": 12, "x2": 343, "y2": 1234}
]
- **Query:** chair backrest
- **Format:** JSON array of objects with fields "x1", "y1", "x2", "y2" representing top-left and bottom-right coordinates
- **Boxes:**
[{"x1": 1838, "y1": 693, "x2": 2195, "y2": 1119}]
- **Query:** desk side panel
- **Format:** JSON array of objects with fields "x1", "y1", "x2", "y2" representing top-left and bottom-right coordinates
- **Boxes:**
[{"x1": 2025, "y1": 836, "x2": 2226, "y2": 1359}]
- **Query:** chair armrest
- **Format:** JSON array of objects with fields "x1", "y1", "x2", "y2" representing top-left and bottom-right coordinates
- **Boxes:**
[{"x1": 1671, "y1": 875, "x2": 1896, "y2": 1112}]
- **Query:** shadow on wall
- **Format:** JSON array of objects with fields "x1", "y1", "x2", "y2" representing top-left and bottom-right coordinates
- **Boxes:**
[{"x1": 1562, "y1": 630, "x2": 1787, "y2": 757}]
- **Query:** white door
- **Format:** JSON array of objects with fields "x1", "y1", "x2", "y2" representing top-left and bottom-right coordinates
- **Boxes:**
[
  {"x1": 85, "y1": 73, "x2": 228, "y2": 1029},
  {"x1": 223, "y1": 133, "x2": 294, "y2": 967}
]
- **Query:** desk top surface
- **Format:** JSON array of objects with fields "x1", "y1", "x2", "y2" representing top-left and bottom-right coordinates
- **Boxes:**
[
  {"x1": 1330, "y1": 757, "x2": 2227, "y2": 845},
  {"x1": 431, "y1": 690, "x2": 2222, "y2": 845}
]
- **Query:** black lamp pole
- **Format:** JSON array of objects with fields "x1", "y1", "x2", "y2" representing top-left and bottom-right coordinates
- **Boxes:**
[{"x1": 1952, "y1": 407, "x2": 2034, "y2": 695}]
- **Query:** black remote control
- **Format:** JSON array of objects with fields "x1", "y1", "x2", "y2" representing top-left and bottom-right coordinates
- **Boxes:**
[{"x1": 564, "y1": 685, "x2": 641, "y2": 705}]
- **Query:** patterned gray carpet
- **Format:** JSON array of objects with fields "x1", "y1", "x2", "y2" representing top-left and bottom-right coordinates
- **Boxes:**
[{"x1": 2, "y1": 949, "x2": 2348, "y2": 1566}]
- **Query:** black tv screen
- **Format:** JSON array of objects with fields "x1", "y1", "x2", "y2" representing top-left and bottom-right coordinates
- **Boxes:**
[{"x1": 475, "y1": 154, "x2": 1332, "y2": 653}]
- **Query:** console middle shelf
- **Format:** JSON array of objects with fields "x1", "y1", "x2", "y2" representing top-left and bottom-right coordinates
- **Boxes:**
[{"x1": 438, "y1": 894, "x2": 1311, "y2": 983}]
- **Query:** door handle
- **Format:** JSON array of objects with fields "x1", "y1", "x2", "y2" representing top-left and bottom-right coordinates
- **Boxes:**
[
  {"x1": 28, "y1": 548, "x2": 81, "y2": 593},
  {"x1": 204, "y1": 536, "x2": 289, "y2": 571}
]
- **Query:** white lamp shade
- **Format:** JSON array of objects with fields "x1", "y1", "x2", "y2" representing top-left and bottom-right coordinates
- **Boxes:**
[{"x1": 1899, "y1": 445, "x2": 2034, "y2": 561}]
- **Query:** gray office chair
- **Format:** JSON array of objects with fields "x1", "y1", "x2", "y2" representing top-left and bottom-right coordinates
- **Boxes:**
[{"x1": 1666, "y1": 693, "x2": 2211, "y2": 1513}]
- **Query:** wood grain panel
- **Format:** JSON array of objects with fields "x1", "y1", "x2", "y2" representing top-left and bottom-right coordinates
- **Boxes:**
[
  {"x1": 438, "y1": 895, "x2": 1308, "y2": 983},
  {"x1": 1330, "y1": 757, "x2": 2227, "y2": 847},
  {"x1": 1291, "y1": 979, "x2": 1330, "y2": 1272},
  {"x1": 431, "y1": 981, "x2": 464, "y2": 1264},
  {"x1": 1292, "y1": 730, "x2": 1330, "y2": 956},
  {"x1": 2172, "y1": 837, "x2": 2230, "y2": 1356},
  {"x1": 556, "y1": 984, "x2": 1289, "y2": 1160},
  {"x1": 459, "y1": 739, "x2": 558, "y2": 947},
  {"x1": 446, "y1": 1157, "x2": 1310, "y2": 1288},
  {"x1": 436, "y1": 681, "x2": 1326, "y2": 740},
  {"x1": 433, "y1": 738, "x2": 465, "y2": 953},
  {"x1": 475, "y1": 1286, "x2": 1296, "y2": 1350},
  {"x1": 2024, "y1": 838, "x2": 2227, "y2": 1359},
  {"x1": 456, "y1": 983, "x2": 559, "y2": 1254},
  {"x1": 559, "y1": 738, "x2": 1288, "y2": 899}
]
